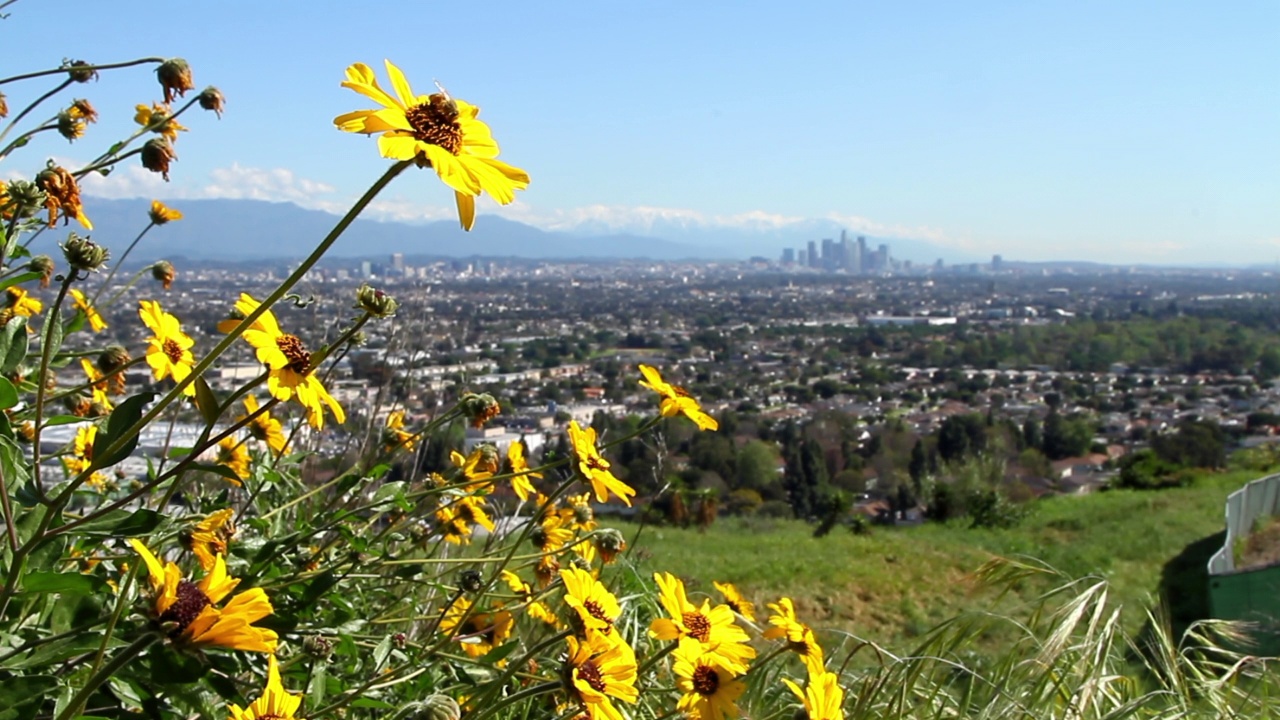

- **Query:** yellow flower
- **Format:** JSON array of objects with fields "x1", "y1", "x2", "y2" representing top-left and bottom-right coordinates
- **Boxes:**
[
  {"x1": 561, "y1": 567, "x2": 620, "y2": 639},
  {"x1": 240, "y1": 395, "x2": 288, "y2": 456},
  {"x1": 229, "y1": 655, "x2": 302, "y2": 720},
  {"x1": 187, "y1": 508, "x2": 236, "y2": 572},
  {"x1": 567, "y1": 421, "x2": 635, "y2": 507},
  {"x1": 334, "y1": 60, "x2": 530, "y2": 231},
  {"x1": 62, "y1": 424, "x2": 107, "y2": 487},
  {"x1": 139, "y1": 300, "x2": 196, "y2": 397},
  {"x1": 451, "y1": 445, "x2": 500, "y2": 483},
  {"x1": 218, "y1": 293, "x2": 344, "y2": 430},
  {"x1": 783, "y1": 670, "x2": 845, "y2": 720},
  {"x1": 532, "y1": 511, "x2": 574, "y2": 554},
  {"x1": 763, "y1": 598, "x2": 825, "y2": 676},
  {"x1": 649, "y1": 572, "x2": 755, "y2": 672},
  {"x1": 7, "y1": 287, "x2": 42, "y2": 317},
  {"x1": 216, "y1": 437, "x2": 250, "y2": 486},
  {"x1": 134, "y1": 102, "x2": 188, "y2": 143},
  {"x1": 127, "y1": 539, "x2": 277, "y2": 653},
  {"x1": 439, "y1": 596, "x2": 514, "y2": 658},
  {"x1": 563, "y1": 493, "x2": 598, "y2": 533},
  {"x1": 148, "y1": 199, "x2": 183, "y2": 225},
  {"x1": 673, "y1": 637, "x2": 747, "y2": 720},
  {"x1": 713, "y1": 582, "x2": 756, "y2": 623},
  {"x1": 639, "y1": 364, "x2": 718, "y2": 431},
  {"x1": 564, "y1": 633, "x2": 638, "y2": 720},
  {"x1": 506, "y1": 439, "x2": 540, "y2": 501},
  {"x1": 80, "y1": 359, "x2": 114, "y2": 411},
  {"x1": 434, "y1": 495, "x2": 492, "y2": 545},
  {"x1": 501, "y1": 570, "x2": 558, "y2": 626},
  {"x1": 69, "y1": 288, "x2": 107, "y2": 332},
  {"x1": 382, "y1": 409, "x2": 416, "y2": 452}
]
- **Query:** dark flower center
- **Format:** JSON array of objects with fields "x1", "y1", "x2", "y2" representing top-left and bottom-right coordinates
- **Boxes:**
[
  {"x1": 162, "y1": 338, "x2": 185, "y2": 364},
  {"x1": 683, "y1": 611, "x2": 712, "y2": 642},
  {"x1": 405, "y1": 94, "x2": 463, "y2": 155},
  {"x1": 576, "y1": 659, "x2": 608, "y2": 693},
  {"x1": 275, "y1": 334, "x2": 311, "y2": 374},
  {"x1": 692, "y1": 665, "x2": 720, "y2": 696},
  {"x1": 583, "y1": 599, "x2": 613, "y2": 630},
  {"x1": 158, "y1": 580, "x2": 211, "y2": 634}
]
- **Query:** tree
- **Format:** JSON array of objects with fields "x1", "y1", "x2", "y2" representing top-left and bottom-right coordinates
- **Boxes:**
[{"x1": 735, "y1": 440, "x2": 779, "y2": 494}]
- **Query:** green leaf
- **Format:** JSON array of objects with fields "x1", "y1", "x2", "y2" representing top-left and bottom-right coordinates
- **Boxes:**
[
  {"x1": 372, "y1": 634, "x2": 393, "y2": 673},
  {"x1": 191, "y1": 463, "x2": 244, "y2": 484},
  {"x1": 194, "y1": 376, "x2": 221, "y2": 427},
  {"x1": 479, "y1": 639, "x2": 520, "y2": 665},
  {"x1": 350, "y1": 698, "x2": 396, "y2": 710},
  {"x1": 0, "y1": 271, "x2": 41, "y2": 296},
  {"x1": 91, "y1": 392, "x2": 154, "y2": 470},
  {"x1": 307, "y1": 660, "x2": 327, "y2": 708},
  {"x1": 43, "y1": 414, "x2": 86, "y2": 426},
  {"x1": 149, "y1": 644, "x2": 208, "y2": 684},
  {"x1": 23, "y1": 571, "x2": 106, "y2": 595},
  {"x1": 74, "y1": 508, "x2": 162, "y2": 537},
  {"x1": 0, "y1": 315, "x2": 28, "y2": 374},
  {"x1": 0, "y1": 675, "x2": 58, "y2": 720},
  {"x1": 0, "y1": 377, "x2": 18, "y2": 410},
  {"x1": 39, "y1": 295, "x2": 64, "y2": 363},
  {"x1": 1, "y1": 634, "x2": 116, "y2": 671},
  {"x1": 0, "y1": 437, "x2": 29, "y2": 496}
]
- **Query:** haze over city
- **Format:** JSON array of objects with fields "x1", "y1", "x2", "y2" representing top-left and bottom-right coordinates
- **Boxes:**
[{"x1": 3, "y1": 1, "x2": 1276, "y2": 265}]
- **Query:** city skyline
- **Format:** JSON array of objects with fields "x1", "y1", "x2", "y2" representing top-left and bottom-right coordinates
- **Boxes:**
[{"x1": 1, "y1": 1, "x2": 1275, "y2": 265}]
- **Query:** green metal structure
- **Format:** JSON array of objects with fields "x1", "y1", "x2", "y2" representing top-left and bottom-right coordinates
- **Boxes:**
[{"x1": 1207, "y1": 472, "x2": 1280, "y2": 654}]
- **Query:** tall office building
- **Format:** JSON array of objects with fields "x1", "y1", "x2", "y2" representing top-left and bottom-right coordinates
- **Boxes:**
[
  {"x1": 856, "y1": 236, "x2": 868, "y2": 274},
  {"x1": 782, "y1": 248, "x2": 795, "y2": 264},
  {"x1": 806, "y1": 240, "x2": 818, "y2": 268},
  {"x1": 992, "y1": 254, "x2": 1003, "y2": 271},
  {"x1": 390, "y1": 253, "x2": 405, "y2": 272},
  {"x1": 821, "y1": 238, "x2": 835, "y2": 270},
  {"x1": 878, "y1": 243, "x2": 891, "y2": 271},
  {"x1": 797, "y1": 249, "x2": 808, "y2": 267}
]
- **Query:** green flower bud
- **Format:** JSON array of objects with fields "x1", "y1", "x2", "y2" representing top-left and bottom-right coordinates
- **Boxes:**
[
  {"x1": 355, "y1": 284, "x2": 398, "y2": 318},
  {"x1": 61, "y1": 232, "x2": 110, "y2": 272},
  {"x1": 27, "y1": 255, "x2": 54, "y2": 288},
  {"x1": 5, "y1": 180, "x2": 46, "y2": 219}
]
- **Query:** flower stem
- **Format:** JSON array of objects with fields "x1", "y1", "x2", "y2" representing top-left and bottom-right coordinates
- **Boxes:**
[
  {"x1": 0, "y1": 57, "x2": 165, "y2": 86},
  {"x1": 90, "y1": 222, "x2": 154, "y2": 305},
  {"x1": 54, "y1": 632, "x2": 158, "y2": 720},
  {"x1": 0, "y1": 78, "x2": 71, "y2": 146}
]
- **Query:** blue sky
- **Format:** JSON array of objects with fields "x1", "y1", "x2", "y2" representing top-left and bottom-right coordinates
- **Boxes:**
[{"x1": 3, "y1": 1, "x2": 1276, "y2": 263}]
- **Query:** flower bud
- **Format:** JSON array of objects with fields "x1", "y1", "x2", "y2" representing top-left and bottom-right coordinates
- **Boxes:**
[
  {"x1": 16, "y1": 421, "x2": 35, "y2": 444},
  {"x1": 0, "y1": 91, "x2": 8, "y2": 119},
  {"x1": 594, "y1": 528, "x2": 627, "y2": 564},
  {"x1": 392, "y1": 696, "x2": 462, "y2": 720},
  {"x1": 151, "y1": 260, "x2": 175, "y2": 290},
  {"x1": 98, "y1": 345, "x2": 131, "y2": 395},
  {"x1": 392, "y1": 631, "x2": 408, "y2": 649},
  {"x1": 64, "y1": 59, "x2": 98, "y2": 83},
  {"x1": 461, "y1": 392, "x2": 501, "y2": 428},
  {"x1": 140, "y1": 138, "x2": 177, "y2": 181},
  {"x1": 61, "y1": 233, "x2": 109, "y2": 272},
  {"x1": 303, "y1": 634, "x2": 334, "y2": 661},
  {"x1": 148, "y1": 201, "x2": 182, "y2": 225},
  {"x1": 56, "y1": 109, "x2": 87, "y2": 141},
  {"x1": 64, "y1": 393, "x2": 93, "y2": 417},
  {"x1": 5, "y1": 180, "x2": 45, "y2": 220},
  {"x1": 355, "y1": 284, "x2": 398, "y2": 318},
  {"x1": 197, "y1": 86, "x2": 225, "y2": 117},
  {"x1": 347, "y1": 330, "x2": 367, "y2": 347},
  {"x1": 457, "y1": 569, "x2": 485, "y2": 594},
  {"x1": 27, "y1": 255, "x2": 54, "y2": 288},
  {"x1": 156, "y1": 58, "x2": 194, "y2": 103}
]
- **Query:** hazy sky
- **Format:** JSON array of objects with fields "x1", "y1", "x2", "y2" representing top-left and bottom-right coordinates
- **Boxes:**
[{"x1": 3, "y1": 1, "x2": 1276, "y2": 264}]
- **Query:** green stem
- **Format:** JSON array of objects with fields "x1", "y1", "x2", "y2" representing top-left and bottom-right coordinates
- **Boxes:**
[
  {"x1": 0, "y1": 78, "x2": 71, "y2": 146},
  {"x1": 54, "y1": 633, "x2": 158, "y2": 720},
  {"x1": 468, "y1": 681, "x2": 561, "y2": 720},
  {"x1": 91, "y1": 222, "x2": 154, "y2": 305},
  {"x1": 31, "y1": 273, "x2": 75, "y2": 499},
  {"x1": 0, "y1": 57, "x2": 165, "y2": 86}
]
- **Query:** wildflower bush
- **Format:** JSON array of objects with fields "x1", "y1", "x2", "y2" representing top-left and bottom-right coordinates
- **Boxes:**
[{"x1": 0, "y1": 39, "x2": 1276, "y2": 720}]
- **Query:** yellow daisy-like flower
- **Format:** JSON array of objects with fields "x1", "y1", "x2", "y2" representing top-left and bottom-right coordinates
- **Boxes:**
[
  {"x1": 80, "y1": 359, "x2": 114, "y2": 411},
  {"x1": 567, "y1": 421, "x2": 636, "y2": 507},
  {"x1": 334, "y1": 60, "x2": 530, "y2": 231},
  {"x1": 451, "y1": 445, "x2": 500, "y2": 484},
  {"x1": 148, "y1": 199, "x2": 183, "y2": 225},
  {"x1": 229, "y1": 655, "x2": 302, "y2": 720},
  {"x1": 783, "y1": 670, "x2": 846, "y2": 720},
  {"x1": 7, "y1": 287, "x2": 42, "y2": 317},
  {"x1": 69, "y1": 288, "x2": 107, "y2": 332},
  {"x1": 62, "y1": 424, "x2": 107, "y2": 487},
  {"x1": 439, "y1": 596, "x2": 514, "y2": 659},
  {"x1": 535, "y1": 555, "x2": 560, "y2": 589},
  {"x1": 673, "y1": 637, "x2": 746, "y2": 720},
  {"x1": 561, "y1": 567, "x2": 620, "y2": 639},
  {"x1": 532, "y1": 511, "x2": 575, "y2": 554},
  {"x1": 506, "y1": 439, "x2": 540, "y2": 501},
  {"x1": 713, "y1": 582, "x2": 756, "y2": 623},
  {"x1": 452, "y1": 494, "x2": 495, "y2": 534},
  {"x1": 382, "y1": 409, "x2": 416, "y2": 452},
  {"x1": 639, "y1": 364, "x2": 718, "y2": 431},
  {"x1": 139, "y1": 300, "x2": 196, "y2": 397},
  {"x1": 650, "y1": 572, "x2": 755, "y2": 672},
  {"x1": 186, "y1": 508, "x2": 236, "y2": 572},
  {"x1": 134, "y1": 102, "x2": 188, "y2": 143},
  {"x1": 763, "y1": 598, "x2": 825, "y2": 676},
  {"x1": 240, "y1": 395, "x2": 288, "y2": 456},
  {"x1": 217, "y1": 293, "x2": 344, "y2": 430},
  {"x1": 435, "y1": 504, "x2": 471, "y2": 545},
  {"x1": 562, "y1": 493, "x2": 598, "y2": 533},
  {"x1": 215, "y1": 437, "x2": 250, "y2": 486},
  {"x1": 127, "y1": 539, "x2": 277, "y2": 653},
  {"x1": 564, "y1": 633, "x2": 639, "y2": 720},
  {"x1": 501, "y1": 570, "x2": 558, "y2": 626}
]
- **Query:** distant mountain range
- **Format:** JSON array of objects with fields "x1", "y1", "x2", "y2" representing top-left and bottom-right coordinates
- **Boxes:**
[{"x1": 73, "y1": 197, "x2": 979, "y2": 265}]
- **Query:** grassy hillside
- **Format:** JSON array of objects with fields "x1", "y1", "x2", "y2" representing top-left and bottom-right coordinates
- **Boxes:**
[{"x1": 614, "y1": 468, "x2": 1264, "y2": 648}]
